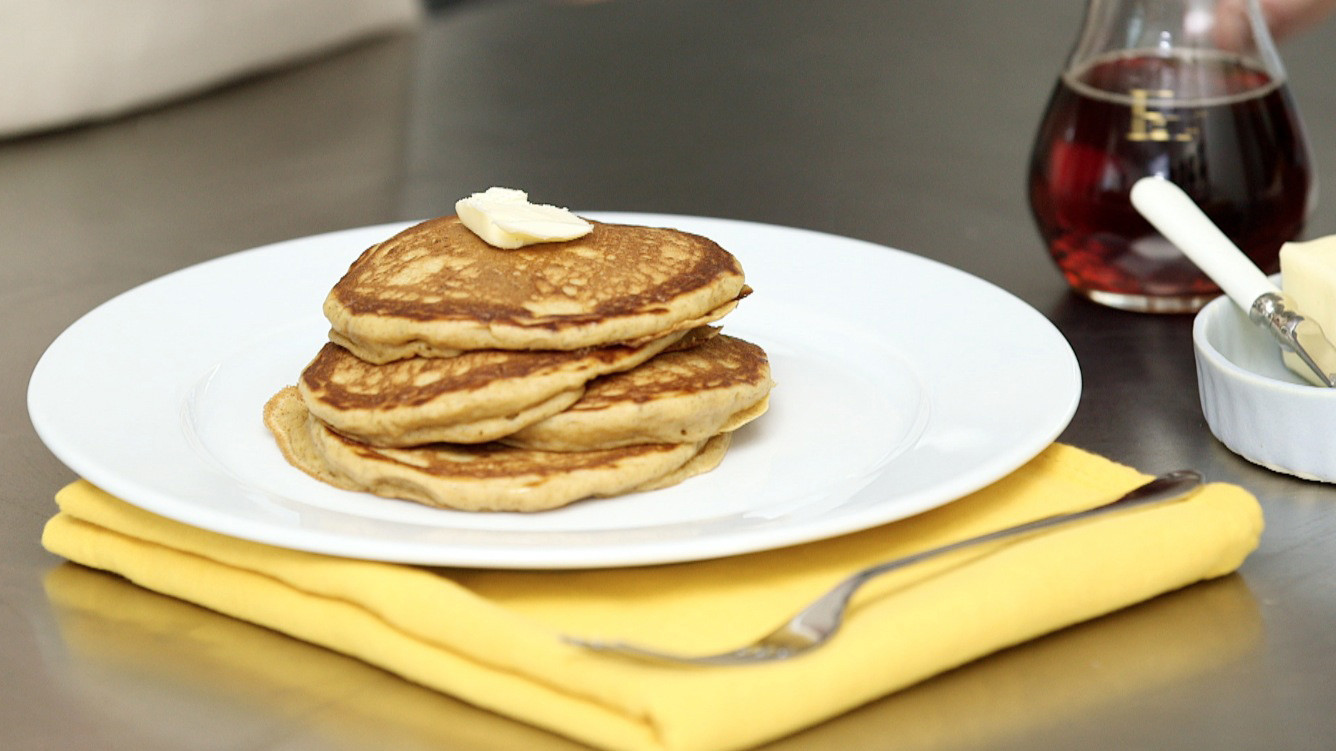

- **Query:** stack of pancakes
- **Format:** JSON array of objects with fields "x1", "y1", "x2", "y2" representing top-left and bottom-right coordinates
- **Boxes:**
[{"x1": 264, "y1": 215, "x2": 774, "y2": 512}]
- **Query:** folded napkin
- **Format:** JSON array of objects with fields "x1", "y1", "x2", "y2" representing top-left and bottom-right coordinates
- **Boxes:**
[
  {"x1": 42, "y1": 444, "x2": 1263, "y2": 751},
  {"x1": 43, "y1": 564, "x2": 1262, "y2": 751}
]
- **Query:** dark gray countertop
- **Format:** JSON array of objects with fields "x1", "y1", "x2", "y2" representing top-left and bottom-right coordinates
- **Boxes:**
[{"x1": 6, "y1": 1, "x2": 1336, "y2": 748}]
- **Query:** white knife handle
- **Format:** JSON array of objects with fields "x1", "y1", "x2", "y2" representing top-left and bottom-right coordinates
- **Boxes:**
[{"x1": 1129, "y1": 177, "x2": 1279, "y2": 308}]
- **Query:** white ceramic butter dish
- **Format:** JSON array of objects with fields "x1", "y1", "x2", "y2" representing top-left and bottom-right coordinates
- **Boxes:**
[{"x1": 1194, "y1": 289, "x2": 1336, "y2": 481}]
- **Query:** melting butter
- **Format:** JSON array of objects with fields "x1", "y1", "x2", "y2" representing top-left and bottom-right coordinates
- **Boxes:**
[{"x1": 455, "y1": 188, "x2": 592, "y2": 249}]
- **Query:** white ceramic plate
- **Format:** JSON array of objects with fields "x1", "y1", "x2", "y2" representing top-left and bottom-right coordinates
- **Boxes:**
[{"x1": 29, "y1": 214, "x2": 1080, "y2": 568}]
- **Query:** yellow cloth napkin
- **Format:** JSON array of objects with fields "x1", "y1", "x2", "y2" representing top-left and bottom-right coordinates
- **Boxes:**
[
  {"x1": 41, "y1": 444, "x2": 1263, "y2": 751},
  {"x1": 42, "y1": 564, "x2": 1263, "y2": 751}
]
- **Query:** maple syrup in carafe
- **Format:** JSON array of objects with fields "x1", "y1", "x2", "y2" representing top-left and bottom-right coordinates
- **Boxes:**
[{"x1": 1028, "y1": 51, "x2": 1312, "y2": 312}]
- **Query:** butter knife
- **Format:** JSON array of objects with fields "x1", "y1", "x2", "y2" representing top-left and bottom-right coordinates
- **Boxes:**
[{"x1": 1130, "y1": 176, "x2": 1336, "y2": 387}]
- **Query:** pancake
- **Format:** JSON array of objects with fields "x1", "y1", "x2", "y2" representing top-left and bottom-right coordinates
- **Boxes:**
[
  {"x1": 264, "y1": 387, "x2": 728, "y2": 512},
  {"x1": 323, "y1": 217, "x2": 748, "y2": 362},
  {"x1": 630, "y1": 431, "x2": 731, "y2": 492},
  {"x1": 298, "y1": 329, "x2": 689, "y2": 447},
  {"x1": 502, "y1": 334, "x2": 774, "y2": 451}
]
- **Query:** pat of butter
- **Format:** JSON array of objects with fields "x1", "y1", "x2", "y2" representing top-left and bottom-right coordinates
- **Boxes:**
[
  {"x1": 455, "y1": 187, "x2": 592, "y2": 249},
  {"x1": 1280, "y1": 235, "x2": 1336, "y2": 384}
]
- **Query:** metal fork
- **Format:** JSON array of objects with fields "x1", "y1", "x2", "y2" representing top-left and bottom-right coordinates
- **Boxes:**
[{"x1": 565, "y1": 470, "x2": 1204, "y2": 666}]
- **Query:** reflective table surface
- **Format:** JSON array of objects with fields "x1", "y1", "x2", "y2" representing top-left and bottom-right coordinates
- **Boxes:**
[{"x1": 5, "y1": 1, "x2": 1336, "y2": 748}]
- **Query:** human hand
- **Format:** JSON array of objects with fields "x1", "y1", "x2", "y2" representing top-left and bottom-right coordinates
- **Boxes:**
[{"x1": 1261, "y1": 0, "x2": 1336, "y2": 39}]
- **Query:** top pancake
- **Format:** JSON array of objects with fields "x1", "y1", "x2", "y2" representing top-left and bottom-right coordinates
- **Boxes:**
[{"x1": 323, "y1": 217, "x2": 747, "y2": 362}]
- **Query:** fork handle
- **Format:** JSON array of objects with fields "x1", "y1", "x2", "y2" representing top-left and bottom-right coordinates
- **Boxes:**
[{"x1": 803, "y1": 470, "x2": 1204, "y2": 630}]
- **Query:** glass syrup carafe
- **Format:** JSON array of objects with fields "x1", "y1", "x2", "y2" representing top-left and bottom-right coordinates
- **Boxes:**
[{"x1": 1028, "y1": 0, "x2": 1315, "y2": 313}]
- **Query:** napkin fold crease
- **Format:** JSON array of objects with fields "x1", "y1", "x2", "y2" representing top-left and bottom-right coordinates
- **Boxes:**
[{"x1": 41, "y1": 444, "x2": 1263, "y2": 751}]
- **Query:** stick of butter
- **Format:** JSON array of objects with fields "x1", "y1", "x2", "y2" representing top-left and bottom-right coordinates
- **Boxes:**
[
  {"x1": 455, "y1": 187, "x2": 593, "y2": 249},
  {"x1": 1280, "y1": 236, "x2": 1336, "y2": 384}
]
